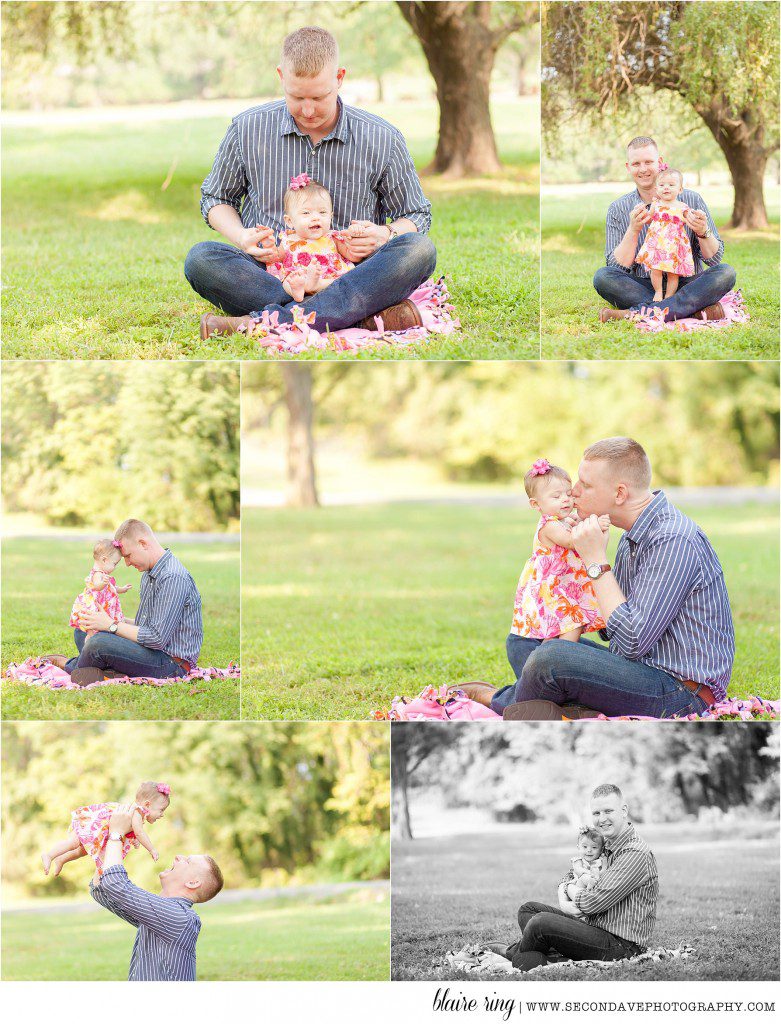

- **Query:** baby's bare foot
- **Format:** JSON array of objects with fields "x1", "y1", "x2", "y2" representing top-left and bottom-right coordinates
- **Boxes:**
[
  {"x1": 50, "y1": 857, "x2": 64, "y2": 877},
  {"x1": 304, "y1": 262, "x2": 322, "y2": 294},
  {"x1": 653, "y1": 292, "x2": 663, "y2": 302},
  {"x1": 284, "y1": 267, "x2": 306, "y2": 303},
  {"x1": 41, "y1": 853, "x2": 51, "y2": 875}
]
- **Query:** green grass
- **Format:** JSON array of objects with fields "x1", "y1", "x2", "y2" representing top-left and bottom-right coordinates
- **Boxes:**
[
  {"x1": 541, "y1": 190, "x2": 780, "y2": 358},
  {"x1": 1, "y1": 538, "x2": 240, "y2": 720},
  {"x1": 2, "y1": 888, "x2": 389, "y2": 980},
  {"x1": 241, "y1": 502, "x2": 779, "y2": 720},
  {"x1": 391, "y1": 823, "x2": 779, "y2": 981},
  {"x1": 2, "y1": 99, "x2": 539, "y2": 359}
]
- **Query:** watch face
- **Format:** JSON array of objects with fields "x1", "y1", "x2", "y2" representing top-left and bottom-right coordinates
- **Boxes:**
[{"x1": 587, "y1": 565, "x2": 600, "y2": 580}]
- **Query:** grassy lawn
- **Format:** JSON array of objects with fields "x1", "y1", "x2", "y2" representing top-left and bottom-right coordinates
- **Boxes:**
[
  {"x1": 541, "y1": 189, "x2": 780, "y2": 359},
  {"x1": 2, "y1": 99, "x2": 539, "y2": 360},
  {"x1": 2, "y1": 887, "x2": 389, "y2": 980},
  {"x1": 391, "y1": 823, "x2": 779, "y2": 981},
  {"x1": 1, "y1": 538, "x2": 240, "y2": 720},
  {"x1": 241, "y1": 502, "x2": 779, "y2": 720}
]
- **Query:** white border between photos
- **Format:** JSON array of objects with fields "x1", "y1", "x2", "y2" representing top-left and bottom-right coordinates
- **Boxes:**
[{"x1": 1, "y1": 979, "x2": 779, "y2": 1023}]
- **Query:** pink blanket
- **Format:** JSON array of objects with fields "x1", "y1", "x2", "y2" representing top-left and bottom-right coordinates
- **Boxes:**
[
  {"x1": 371, "y1": 685, "x2": 779, "y2": 722},
  {"x1": 631, "y1": 289, "x2": 748, "y2": 333},
  {"x1": 246, "y1": 276, "x2": 460, "y2": 354},
  {"x1": 3, "y1": 657, "x2": 239, "y2": 691}
]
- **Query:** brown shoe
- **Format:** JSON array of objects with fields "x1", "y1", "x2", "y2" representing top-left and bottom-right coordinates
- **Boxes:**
[
  {"x1": 356, "y1": 299, "x2": 422, "y2": 332},
  {"x1": 695, "y1": 302, "x2": 725, "y2": 322},
  {"x1": 450, "y1": 681, "x2": 497, "y2": 707},
  {"x1": 599, "y1": 307, "x2": 633, "y2": 322},
  {"x1": 561, "y1": 704, "x2": 601, "y2": 719},
  {"x1": 200, "y1": 313, "x2": 256, "y2": 339},
  {"x1": 503, "y1": 699, "x2": 566, "y2": 721},
  {"x1": 70, "y1": 668, "x2": 107, "y2": 687}
]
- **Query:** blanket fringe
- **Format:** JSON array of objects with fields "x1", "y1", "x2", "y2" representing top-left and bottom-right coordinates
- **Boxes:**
[
  {"x1": 631, "y1": 289, "x2": 749, "y2": 334},
  {"x1": 3, "y1": 657, "x2": 240, "y2": 691},
  {"x1": 441, "y1": 943, "x2": 696, "y2": 975}
]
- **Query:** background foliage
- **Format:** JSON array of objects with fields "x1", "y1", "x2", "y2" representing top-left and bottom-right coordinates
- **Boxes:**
[
  {"x1": 2, "y1": 721, "x2": 390, "y2": 898},
  {"x1": 243, "y1": 362, "x2": 780, "y2": 491},
  {"x1": 2, "y1": 363, "x2": 240, "y2": 530}
]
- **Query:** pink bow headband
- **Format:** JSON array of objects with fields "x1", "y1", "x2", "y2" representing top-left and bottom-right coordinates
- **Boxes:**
[
  {"x1": 157, "y1": 783, "x2": 170, "y2": 797},
  {"x1": 658, "y1": 157, "x2": 669, "y2": 172},
  {"x1": 112, "y1": 540, "x2": 122, "y2": 548},
  {"x1": 289, "y1": 173, "x2": 310, "y2": 191},
  {"x1": 529, "y1": 458, "x2": 551, "y2": 477}
]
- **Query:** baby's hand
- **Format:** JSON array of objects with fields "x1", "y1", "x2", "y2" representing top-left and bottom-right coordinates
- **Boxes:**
[
  {"x1": 562, "y1": 512, "x2": 580, "y2": 529},
  {"x1": 118, "y1": 584, "x2": 132, "y2": 593},
  {"x1": 597, "y1": 514, "x2": 611, "y2": 533},
  {"x1": 150, "y1": 848, "x2": 159, "y2": 862},
  {"x1": 584, "y1": 876, "x2": 597, "y2": 890}
]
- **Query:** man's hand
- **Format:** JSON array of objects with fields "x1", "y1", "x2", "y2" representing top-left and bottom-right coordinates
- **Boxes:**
[
  {"x1": 79, "y1": 608, "x2": 115, "y2": 633},
  {"x1": 339, "y1": 221, "x2": 390, "y2": 263},
  {"x1": 238, "y1": 225, "x2": 279, "y2": 264},
  {"x1": 571, "y1": 515, "x2": 610, "y2": 565},
  {"x1": 629, "y1": 202, "x2": 653, "y2": 233},
  {"x1": 683, "y1": 207, "x2": 708, "y2": 236},
  {"x1": 109, "y1": 804, "x2": 135, "y2": 838},
  {"x1": 557, "y1": 882, "x2": 582, "y2": 916}
]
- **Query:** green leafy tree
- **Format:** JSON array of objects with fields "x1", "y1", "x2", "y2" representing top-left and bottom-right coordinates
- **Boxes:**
[{"x1": 543, "y1": 1, "x2": 780, "y2": 228}]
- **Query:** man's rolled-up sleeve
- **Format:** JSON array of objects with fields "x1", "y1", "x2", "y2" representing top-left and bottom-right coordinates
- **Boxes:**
[
  {"x1": 379, "y1": 134, "x2": 432, "y2": 233},
  {"x1": 136, "y1": 576, "x2": 189, "y2": 652},
  {"x1": 690, "y1": 195, "x2": 725, "y2": 267},
  {"x1": 200, "y1": 120, "x2": 248, "y2": 226},
  {"x1": 574, "y1": 848, "x2": 651, "y2": 916},
  {"x1": 94, "y1": 866, "x2": 188, "y2": 940},
  {"x1": 605, "y1": 204, "x2": 630, "y2": 270},
  {"x1": 606, "y1": 534, "x2": 700, "y2": 660}
]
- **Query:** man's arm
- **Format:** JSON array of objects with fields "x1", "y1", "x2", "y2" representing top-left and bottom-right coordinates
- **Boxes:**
[
  {"x1": 93, "y1": 865, "x2": 190, "y2": 940},
  {"x1": 573, "y1": 847, "x2": 653, "y2": 916},
  {"x1": 608, "y1": 202, "x2": 653, "y2": 270},
  {"x1": 685, "y1": 195, "x2": 723, "y2": 264}
]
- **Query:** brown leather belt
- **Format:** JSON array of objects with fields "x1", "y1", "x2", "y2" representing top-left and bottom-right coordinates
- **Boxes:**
[{"x1": 681, "y1": 678, "x2": 715, "y2": 705}]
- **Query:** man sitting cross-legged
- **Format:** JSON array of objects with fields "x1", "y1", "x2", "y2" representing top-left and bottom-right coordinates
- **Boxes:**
[
  {"x1": 185, "y1": 26, "x2": 437, "y2": 339},
  {"x1": 47, "y1": 518, "x2": 203, "y2": 687}
]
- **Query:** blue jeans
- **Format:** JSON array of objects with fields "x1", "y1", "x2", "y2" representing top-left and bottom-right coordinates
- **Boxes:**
[
  {"x1": 491, "y1": 633, "x2": 709, "y2": 719},
  {"x1": 184, "y1": 233, "x2": 437, "y2": 332},
  {"x1": 65, "y1": 630, "x2": 186, "y2": 679},
  {"x1": 505, "y1": 902, "x2": 641, "y2": 970},
  {"x1": 593, "y1": 263, "x2": 736, "y2": 322}
]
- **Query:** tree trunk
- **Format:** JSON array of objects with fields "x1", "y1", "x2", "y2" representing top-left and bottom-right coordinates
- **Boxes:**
[
  {"x1": 391, "y1": 739, "x2": 413, "y2": 840},
  {"x1": 695, "y1": 102, "x2": 769, "y2": 229},
  {"x1": 397, "y1": 1, "x2": 503, "y2": 176},
  {"x1": 282, "y1": 365, "x2": 319, "y2": 508}
]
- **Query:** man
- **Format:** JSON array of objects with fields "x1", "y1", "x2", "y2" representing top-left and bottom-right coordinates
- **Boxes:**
[
  {"x1": 90, "y1": 804, "x2": 223, "y2": 981},
  {"x1": 49, "y1": 519, "x2": 203, "y2": 686},
  {"x1": 492, "y1": 785, "x2": 658, "y2": 972},
  {"x1": 185, "y1": 26, "x2": 437, "y2": 338},
  {"x1": 465, "y1": 437, "x2": 734, "y2": 719},
  {"x1": 594, "y1": 136, "x2": 736, "y2": 323}
]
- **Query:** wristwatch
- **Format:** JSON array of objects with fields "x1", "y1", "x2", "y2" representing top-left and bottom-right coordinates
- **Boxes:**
[
  {"x1": 386, "y1": 226, "x2": 398, "y2": 242},
  {"x1": 586, "y1": 563, "x2": 611, "y2": 581},
  {"x1": 108, "y1": 621, "x2": 119, "y2": 634},
  {"x1": 108, "y1": 831, "x2": 123, "y2": 843},
  {"x1": 696, "y1": 228, "x2": 712, "y2": 239}
]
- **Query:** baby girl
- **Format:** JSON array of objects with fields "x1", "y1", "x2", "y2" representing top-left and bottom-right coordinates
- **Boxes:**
[
  {"x1": 560, "y1": 827, "x2": 608, "y2": 913},
  {"x1": 510, "y1": 459, "x2": 607, "y2": 642},
  {"x1": 635, "y1": 166, "x2": 696, "y2": 300},
  {"x1": 267, "y1": 173, "x2": 355, "y2": 302},
  {"x1": 69, "y1": 539, "x2": 131, "y2": 637},
  {"x1": 41, "y1": 781, "x2": 170, "y2": 878}
]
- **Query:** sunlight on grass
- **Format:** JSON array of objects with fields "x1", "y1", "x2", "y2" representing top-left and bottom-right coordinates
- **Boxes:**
[{"x1": 85, "y1": 189, "x2": 172, "y2": 224}]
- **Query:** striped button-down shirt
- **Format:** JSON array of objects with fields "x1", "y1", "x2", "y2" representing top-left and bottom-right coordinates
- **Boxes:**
[
  {"x1": 135, "y1": 549, "x2": 203, "y2": 669},
  {"x1": 605, "y1": 188, "x2": 725, "y2": 279},
  {"x1": 605, "y1": 491, "x2": 734, "y2": 701},
  {"x1": 200, "y1": 98, "x2": 432, "y2": 237},
  {"x1": 91, "y1": 866, "x2": 200, "y2": 981},
  {"x1": 564, "y1": 823, "x2": 658, "y2": 948}
]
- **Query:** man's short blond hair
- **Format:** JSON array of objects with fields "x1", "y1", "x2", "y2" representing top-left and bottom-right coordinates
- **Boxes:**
[
  {"x1": 281, "y1": 27, "x2": 339, "y2": 77},
  {"x1": 114, "y1": 519, "x2": 154, "y2": 544},
  {"x1": 627, "y1": 136, "x2": 657, "y2": 152},
  {"x1": 196, "y1": 856, "x2": 224, "y2": 903},
  {"x1": 582, "y1": 437, "x2": 652, "y2": 490}
]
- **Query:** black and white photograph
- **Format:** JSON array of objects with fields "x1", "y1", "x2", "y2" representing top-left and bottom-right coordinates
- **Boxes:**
[{"x1": 391, "y1": 721, "x2": 780, "y2": 982}]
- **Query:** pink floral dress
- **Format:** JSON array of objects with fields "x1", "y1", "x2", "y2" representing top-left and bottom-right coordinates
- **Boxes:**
[
  {"x1": 635, "y1": 200, "x2": 696, "y2": 276},
  {"x1": 511, "y1": 515, "x2": 605, "y2": 639},
  {"x1": 70, "y1": 802, "x2": 145, "y2": 874},
  {"x1": 69, "y1": 569, "x2": 124, "y2": 630},
  {"x1": 267, "y1": 232, "x2": 354, "y2": 284}
]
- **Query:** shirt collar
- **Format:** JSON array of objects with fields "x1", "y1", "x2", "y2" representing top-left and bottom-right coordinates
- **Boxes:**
[
  {"x1": 279, "y1": 98, "x2": 350, "y2": 143},
  {"x1": 148, "y1": 548, "x2": 172, "y2": 580},
  {"x1": 605, "y1": 821, "x2": 637, "y2": 854},
  {"x1": 625, "y1": 489, "x2": 667, "y2": 546}
]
